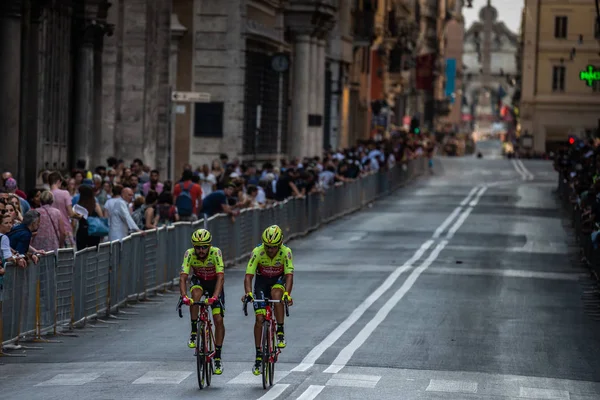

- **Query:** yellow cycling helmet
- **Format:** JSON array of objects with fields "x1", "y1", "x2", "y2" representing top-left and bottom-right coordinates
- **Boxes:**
[
  {"x1": 262, "y1": 225, "x2": 283, "y2": 246},
  {"x1": 191, "y1": 229, "x2": 212, "y2": 246}
]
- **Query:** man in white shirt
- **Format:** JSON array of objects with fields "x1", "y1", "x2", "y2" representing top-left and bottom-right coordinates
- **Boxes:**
[{"x1": 104, "y1": 186, "x2": 140, "y2": 241}]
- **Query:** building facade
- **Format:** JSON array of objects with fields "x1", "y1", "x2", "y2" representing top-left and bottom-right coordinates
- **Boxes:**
[
  {"x1": 173, "y1": 0, "x2": 339, "y2": 169},
  {"x1": 0, "y1": 0, "x2": 175, "y2": 189},
  {"x1": 438, "y1": 0, "x2": 465, "y2": 130},
  {"x1": 462, "y1": 2, "x2": 518, "y2": 136},
  {"x1": 520, "y1": 0, "x2": 600, "y2": 152}
]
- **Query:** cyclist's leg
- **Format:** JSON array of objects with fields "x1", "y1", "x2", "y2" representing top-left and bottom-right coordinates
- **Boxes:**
[
  {"x1": 204, "y1": 280, "x2": 225, "y2": 374},
  {"x1": 188, "y1": 277, "x2": 204, "y2": 348},
  {"x1": 270, "y1": 276, "x2": 286, "y2": 348},
  {"x1": 251, "y1": 276, "x2": 271, "y2": 375}
]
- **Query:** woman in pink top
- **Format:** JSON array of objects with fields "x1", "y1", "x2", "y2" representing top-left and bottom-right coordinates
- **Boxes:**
[{"x1": 47, "y1": 171, "x2": 81, "y2": 248}]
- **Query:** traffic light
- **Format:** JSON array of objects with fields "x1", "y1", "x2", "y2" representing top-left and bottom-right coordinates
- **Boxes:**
[
  {"x1": 410, "y1": 117, "x2": 420, "y2": 134},
  {"x1": 568, "y1": 136, "x2": 575, "y2": 145}
]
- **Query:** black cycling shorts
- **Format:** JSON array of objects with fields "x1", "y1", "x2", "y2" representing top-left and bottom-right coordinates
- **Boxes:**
[
  {"x1": 252, "y1": 274, "x2": 286, "y2": 313},
  {"x1": 190, "y1": 276, "x2": 225, "y2": 316}
]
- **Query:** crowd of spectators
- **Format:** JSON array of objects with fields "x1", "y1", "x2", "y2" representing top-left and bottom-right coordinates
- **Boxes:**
[
  {"x1": 553, "y1": 138, "x2": 600, "y2": 268},
  {"x1": 0, "y1": 134, "x2": 434, "y2": 274}
]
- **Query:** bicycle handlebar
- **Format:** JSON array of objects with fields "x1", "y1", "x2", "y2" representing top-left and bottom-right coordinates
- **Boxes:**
[
  {"x1": 243, "y1": 291, "x2": 290, "y2": 317},
  {"x1": 176, "y1": 294, "x2": 212, "y2": 318}
]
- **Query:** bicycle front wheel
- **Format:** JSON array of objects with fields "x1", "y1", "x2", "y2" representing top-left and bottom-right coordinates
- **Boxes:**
[
  {"x1": 204, "y1": 325, "x2": 213, "y2": 387},
  {"x1": 269, "y1": 323, "x2": 276, "y2": 386},
  {"x1": 261, "y1": 321, "x2": 270, "y2": 389},
  {"x1": 196, "y1": 323, "x2": 205, "y2": 389}
]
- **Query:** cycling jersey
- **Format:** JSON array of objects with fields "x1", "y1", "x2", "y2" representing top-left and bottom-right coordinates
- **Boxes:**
[
  {"x1": 180, "y1": 246, "x2": 224, "y2": 280},
  {"x1": 245, "y1": 244, "x2": 294, "y2": 278}
]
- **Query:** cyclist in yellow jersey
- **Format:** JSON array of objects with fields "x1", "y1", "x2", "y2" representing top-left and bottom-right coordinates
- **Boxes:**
[
  {"x1": 180, "y1": 228, "x2": 225, "y2": 375},
  {"x1": 242, "y1": 225, "x2": 294, "y2": 376}
]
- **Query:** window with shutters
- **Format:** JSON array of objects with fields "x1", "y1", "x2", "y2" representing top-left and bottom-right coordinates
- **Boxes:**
[
  {"x1": 554, "y1": 16, "x2": 567, "y2": 39},
  {"x1": 551, "y1": 65, "x2": 565, "y2": 92}
]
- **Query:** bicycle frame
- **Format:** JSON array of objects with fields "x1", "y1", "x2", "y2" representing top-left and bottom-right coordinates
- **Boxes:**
[
  {"x1": 177, "y1": 293, "x2": 218, "y2": 389},
  {"x1": 196, "y1": 302, "x2": 216, "y2": 361},
  {"x1": 243, "y1": 294, "x2": 290, "y2": 363},
  {"x1": 243, "y1": 293, "x2": 290, "y2": 389}
]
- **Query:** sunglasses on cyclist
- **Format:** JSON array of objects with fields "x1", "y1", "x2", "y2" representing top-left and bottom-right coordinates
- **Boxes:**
[{"x1": 194, "y1": 245, "x2": 210, "y2": 250}]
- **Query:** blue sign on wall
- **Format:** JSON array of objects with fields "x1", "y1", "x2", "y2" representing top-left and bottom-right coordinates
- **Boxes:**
[{"x1": 445, "y1": 58, "x2": 457, "y2": 104}]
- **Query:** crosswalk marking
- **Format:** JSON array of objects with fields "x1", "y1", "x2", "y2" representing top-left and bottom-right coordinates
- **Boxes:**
[
  {"x1": 519, "y1": 387, "x2": 570, "y2": 399},
  {"x1": 36, "y1": 373, "x2": 102, "y2": 386},
  {"x1": 426, "y1": 379, "x2": 478, "y2": 394},
  {"x1": 326, "y1": 373, "x2": 381, "y2": 389},
  {"x1": 227, "y1": 370, "x2": 291, "y2": 385},
  {"x1": 132, "y1": 371, "x2": 192, "y2": 385},
  {"x1": 296, "y1": 385, "x2": 325, "y2": 400}
]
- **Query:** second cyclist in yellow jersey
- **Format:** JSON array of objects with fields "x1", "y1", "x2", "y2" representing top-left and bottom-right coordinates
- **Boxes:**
[
  {"x1": 243, "y1": 225, "x2": 294, "y2": 375},
  {"x1": 180, "y1": 228, "x2": 225, "y2": 375}
]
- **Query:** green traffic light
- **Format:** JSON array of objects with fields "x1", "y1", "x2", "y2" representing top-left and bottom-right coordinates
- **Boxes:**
[{"x1": 414, "y1": 128, "x2": 420, "y2": 134}]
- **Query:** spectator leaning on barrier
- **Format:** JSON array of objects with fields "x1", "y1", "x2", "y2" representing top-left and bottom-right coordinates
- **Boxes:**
[
  {"x1": 6, "y1": 210, "x2": 42, "y2": 265},
  {"x1": 201, "y1": 183, "x2": 240, "y2": 219},
  {"x1": 1, "y1": 213, "x2": 26, "y2": 271}
]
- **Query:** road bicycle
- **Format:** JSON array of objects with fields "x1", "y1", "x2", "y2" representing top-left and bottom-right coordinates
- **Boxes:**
[
  {"x1": 177, "y1": 292, "x2": 219, "y2": 389},
  {"x1": 243, "y1": 292, "x2": 289, "y2": 389}
]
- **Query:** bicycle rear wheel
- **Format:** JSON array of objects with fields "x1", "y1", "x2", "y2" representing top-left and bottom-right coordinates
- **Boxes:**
[
  {"x1": 261, "y1": 322, "x2": 270, "y2": 389},
  {"x1": 196, "y1": 323, "x2": 205, "y2": 389}
]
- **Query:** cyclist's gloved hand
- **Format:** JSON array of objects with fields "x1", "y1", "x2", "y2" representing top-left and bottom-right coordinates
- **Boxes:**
[
  {"x1": 283, "y1": 292, "x2": 293, "y2": 305},
  {"x1": 206, "y1": 296, "x2": 217, "y2": 305},
  {"x1": 182, "y1": 295, "x2": 192, "y2": 306},
  {"x1": 243, "y1": 292, "x2": 254, "y2": 303}
]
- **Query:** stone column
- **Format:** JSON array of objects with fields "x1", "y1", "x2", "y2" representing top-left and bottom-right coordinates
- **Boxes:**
[
  {"x1": 329, "y1": 61, "x2": 340, "y2": 150},
  {"x1": 308, "y1": 38, "x2": 319, "y2": 158},
  {"x1": 73, "y1": 21, "x2": 96, "y2": 170},
  {"x1": 315, "y1": 39, "x2": 326, "y2": 157},
  {"x1": 169, "y1": 13, "x2": 187, "y2": 180},
  {"x1": 0, "y1": 2, "x2": 22, "y2": 175},
  {"x1": 101, "y1": 0, "x2": 119, "y2": 163},
  {"x1": 290, "y1": 34, "x2": 311, "y2": 160}
]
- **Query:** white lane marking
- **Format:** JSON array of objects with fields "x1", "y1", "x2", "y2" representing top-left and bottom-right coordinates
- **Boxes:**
[
  {"x1": 425, "y1": 266, "x2": 580, "y2": 281},
  {"x1": 519, "y1": 387, "x2": 569, "y2": 399},
  {"x1": 469, "y1": 186, "x2": 487, "y2": 207},
  {"x1": 445, "y1": 207, "x2": 474, "y2": 239},
  {"x1": 296, "y1": 385, "x2": 326, "y2": 400},
  {"x1": 426, "y1": 379, "x2": 478, "y2": 393},
  {"x1": 460, "y1": 187, "x2": 480, "y2": 206},
  {"x1": 517, "y1": 159, "x2": 535, "y2": 180},
  {"x1": 36, "y1": 373, "x2": 102, "y2": 386},
  {"x1": 228, "y1": 371, "x2": 290, "y2": 384},
  {"x1": 323, "y1": 241, "x2": 448, "y2": 374},
  {"x1": 325, "y1": 373, "x2": 381, "y2": 389},
  {"x1": 485, "y1": 179, "x2": 520, "y2": 187},
  {"x1": 291, "y1": 239, "x2": 435, "y2": 372},
  {"x1": 293, "y1": 185, "x2": 482, "y2": 373},
  {"x1": 511, "y1": 159, "x2": 527, "y2": 180},
  {"x1": 131, "y1": 371, "x2": 192, "y2": 385},
  {"x1": 432, "y1": 206, "x2": 463, "y2": 238},
  {"x1": 257, "y1": 384, "x2": 290, "y2": 400}
]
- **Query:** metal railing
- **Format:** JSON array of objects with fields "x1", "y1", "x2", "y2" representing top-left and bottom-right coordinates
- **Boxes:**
[{"x1": 0, "y1": 158, "x2": 427, "y2": 349}]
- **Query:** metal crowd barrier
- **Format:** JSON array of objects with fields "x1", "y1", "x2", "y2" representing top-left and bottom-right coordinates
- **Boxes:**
[
  {"x1": 557, "y1": 171, "x2": 600, "y2": 278},
  {"x1": 0, "y1": 158, "x2": 426, "y2": 348}
]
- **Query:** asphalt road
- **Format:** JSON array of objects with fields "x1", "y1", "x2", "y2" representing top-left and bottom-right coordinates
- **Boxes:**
[{"x1": 3, "y1": 147, "x2": 600, "y2": 400}]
